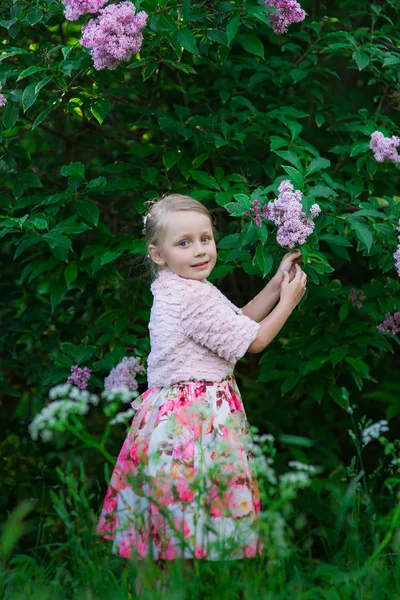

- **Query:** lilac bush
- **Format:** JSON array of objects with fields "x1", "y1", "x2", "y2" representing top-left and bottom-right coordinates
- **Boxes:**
[
  {"x1": 80, "y1": 1, "x2": 148, "y2": 70},
  {"x1": 370, "y1": 131, "x2": 400, "y2": 163},
  {"x1": 394, "y1": 220, "x2": 400, "y2": 277},
  {"x1": 243, "y1": 199, "x2": 270, "y2": 227},
  {"x1": 349, "y1": 288, "x2": 366, "y2": 309},
  {"x1": 67, "y1": 365, "x2": 92, "y2": 389},
  {"x1": 104, "y1": 355, "x2": 146, "y2": 391},
  {"x1": 0, "y1": 83, "x2": 7, "y2": 107},
  {"x1": 264, "y1": 0, "x2": 306, "y2": 35},
  {"x1": 264, "y1": 180, "x2": 320, "y2": 249},
  {"x1": 61, "y1": 0, "x2": 108, "y2": 21},
  {"x1": 377, "y1": 312, "x2": 400, "y2": 335}
]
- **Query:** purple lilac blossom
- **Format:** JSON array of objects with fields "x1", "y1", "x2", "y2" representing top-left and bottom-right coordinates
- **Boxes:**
[
  {"x1": 67, "y1": 365, "x2": 92, "y2": 389},
  {"x1": 394, "y1": 219, "x2": 400, "y2": 278},
  {"x1": 0, "y1": 83, "x2": 7, "y2": 108},
  {"x1": 264, "y1": 180, "x2": 320, "y2": 249},
  {"x1": 370, "y1": 131, "x2": 400, "y2": 163},
  {"x1": 243, "y1": 199, "x2": 269, "y2": 227},
  {"x1": 104, "y1": 356, "x2": 145, "y2": 391},
  {"x1": 377, "y1": 312, "x2": 400, "y2": 335},
  {"x1": 349, "y1": 288, "x2": 366, "y2": 309},
  {"x1": 61, "y1": 0, "x2": 108, "y2": 21},
  {"x1": 80, "y1": 1, "x2": 148, "y2": 71},
  {"x1": 264, "y1": 0, "x2": 306, "y2": 34}
]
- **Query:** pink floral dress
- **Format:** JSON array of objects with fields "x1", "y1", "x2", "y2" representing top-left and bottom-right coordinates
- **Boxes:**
[
  {"x1": 97, "y1": 269, "x2": 263, "y2": 561},
  {"x1": 97, "y1": 375, "x2": 263, "y2": 561}
]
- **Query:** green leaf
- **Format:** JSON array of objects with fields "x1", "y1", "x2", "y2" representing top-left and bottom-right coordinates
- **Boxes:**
[
  {"x1": 163, "y1": 149, "x2": 181, "y2": 170},
  {"x1": 76, "y1": 199, "x2": 100, "y2": 226},
  {"x1": 274, "y1": 151, "x2": 302, "y2": 172},
  {"x1": 31, "y1": 105, "x2": 56, "y2": 130},
  {"x1": 142, "y1": 60, "x2": 158, "y2": 81},
  {"x1": 53, "y1": 217, "x2": 91, "y2": 235},
  {"x1": 306, "y1": 157, "x2": 331, "y2": 177},
  {"x1": 226, "y1": 15, "x2": 240, "y2": 45},
  {"x1": 101, "y1": 251, "x2": 122, "y2": 265},
  {"x1": 16, "y1": 66, "x2": 45, "y2": 81},
  {"x1": 254, "y1": 245, "x2": 273, "y2": 278},
  {"x1": 217, "y1": 234, "x2": 240, "y2": 249},
  {"x1": 64, "y1": 263, "x2": 78, "y2": 286},
  {"x1": 319, "y1": 234, "x2": 352, "y2": 247},
  {"x1": 345, "y1": 357, "x2": 370, "y2": 378},
  {"x1": 330, "y1": 347, "x2": 348, "y2": 367},
  {"x1": 277, "y1": 434, "x2": 314, "y2": 447},
  {"x1": 349, "y1": 220, "x2": 373, "y2": 253},
  {"x1": 42, "y1": 232, "x2": 72, "y2": 251},
  {"x1": 2, "y1": 101, "x2": 19, "y2": 130},
  {"x1": 25, "y1": 8, "x2": 43, "y2": 25},
  {"x1": 353, "y1": 50, "x2": 370, "y2": 71},
  {"x1": 177, "y1": 28, "x2": 200, "y2": 57},
  {"x1": 61, "y1": 162, "x2": 85, "y2": 179},
  {"x1": 281, "y1": 166, "x2": 304, "y2": 190},
  {"x1": 182, "y1": 0, "x2": 190, "y2": 22},
  {"x1": 307, "y1": 185, "x2": 337, "y2": 198},
  {"x1": 22, "y1": 82, "x2": 39, "y2": 113},
  {"x1": 191, "y1": 170, "x2": 220, "y2": 190},
  {"x1": 163, "y1": 60, "x2": 197, "y2": 74},
  {"x1": 90, "y1": 99, "x2": 111, "y2": 125},
  {"x1": 239, "y1": 35, "x2": 264, "y2": 59}
]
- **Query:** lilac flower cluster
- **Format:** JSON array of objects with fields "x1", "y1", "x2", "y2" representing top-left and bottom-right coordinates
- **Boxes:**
[
  {"x1": 80, "y1": 1, "x2": 148, "y2": 70},
  {"x1": 349, "y1": 288, "x2": 366, "y2": 309},
  {"x1": 370, "y1": 131, "x2": 400, "y2": 163},
  {"x1": 377, "y1": 312, "x2": 400, "y2": 335},
  {"x1": 67, "y1": 365, "x2": 92, "y2": 389},
  {"x1": 62, "y1": 0, "x2": 108, "y2": 21},
  {"x1": 104, "y1": 356, "x2": 145, "y2": 391},
  {"x1": 264, "y1": 180, "x2": 321, "y2": 249},
  {"x1": 0, "y1": 83, "x2": 7, "y2": 108},
  {"x1": 264, "y1": 0, "x2": 306, "y2": 34},
  {"x1": 394, "y1": 220, "x2": 400, "y2": 278},
  {"x1": 243, "y1": 199, "x2": 270, "y2": 227}
]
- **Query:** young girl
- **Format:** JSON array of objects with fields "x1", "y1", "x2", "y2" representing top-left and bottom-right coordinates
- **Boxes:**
[{"x1": 96, "y1": 193, "x2": 307, "y2": 589}]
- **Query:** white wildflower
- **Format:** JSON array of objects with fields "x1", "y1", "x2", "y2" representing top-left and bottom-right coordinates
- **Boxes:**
[
  {"x1": 280, "y1": 471, "x2": 310, "y2": 486},
  {"x1": 361, "y1": 419, "x2": 389, "y2": 445},
  {"x1": 288, "y1": 461, "x2": 319, "y2": 475},
  {"x1": 110, "y1": 408, "x2": 136, "y2": 425},
  {"x1": 101, "y1": 386, "x2": 138, "y2": 403}
]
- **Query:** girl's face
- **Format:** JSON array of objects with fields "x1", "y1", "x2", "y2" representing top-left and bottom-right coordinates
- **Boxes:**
[{"x1": 148, "y1": 210, "x2": 217, "y2": 280}]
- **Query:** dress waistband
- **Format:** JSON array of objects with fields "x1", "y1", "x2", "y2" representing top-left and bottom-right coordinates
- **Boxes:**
[{"x1": 169, "y1": 373, "x2": 236, "y2": 388}]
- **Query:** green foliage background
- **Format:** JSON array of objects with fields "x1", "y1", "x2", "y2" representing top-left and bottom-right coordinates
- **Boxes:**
[{"x1": 1, "y1": 0, "x2": 400, "y2": 567}]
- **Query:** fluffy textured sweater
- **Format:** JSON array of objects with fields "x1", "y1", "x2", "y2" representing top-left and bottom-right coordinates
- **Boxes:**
[{"x1": 146, "y1": 269, "x2": 261, "y2": 388}]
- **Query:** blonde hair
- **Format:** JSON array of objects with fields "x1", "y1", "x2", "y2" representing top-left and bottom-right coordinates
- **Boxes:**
[{"x1": 142, "y1": 194, "x2": 217, "y2": 280}]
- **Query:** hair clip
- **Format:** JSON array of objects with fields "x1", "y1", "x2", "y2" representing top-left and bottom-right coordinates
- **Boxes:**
[{"x1": 142, "y1": 214, "x2": 147, "y2": 235}]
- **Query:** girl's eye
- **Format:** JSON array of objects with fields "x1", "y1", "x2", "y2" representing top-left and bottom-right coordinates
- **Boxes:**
[{"x1": 179, "y1": 237, "x2": 211, "y2": 247}]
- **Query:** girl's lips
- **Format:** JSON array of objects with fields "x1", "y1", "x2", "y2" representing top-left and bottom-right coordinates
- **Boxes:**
[{"x1": 192, "y1": 261, "x2": 209, "y2": 269}]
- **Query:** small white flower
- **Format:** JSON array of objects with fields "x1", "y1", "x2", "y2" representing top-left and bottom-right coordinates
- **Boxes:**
[
  {"x1": 280, "y1": 472, "x2": 310, "y2": 486},
  {"x1": 288, "y1": 461, "x2": 319, "y2": 474},
  {"x1": 110, "y1": 408, "x2": 135, "y2": 425},
  {"x1": 361, "y1": 419, "x2": 389, "y2": 445}
]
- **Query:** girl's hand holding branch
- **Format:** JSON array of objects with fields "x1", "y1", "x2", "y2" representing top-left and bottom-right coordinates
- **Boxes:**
[
  {"x1": 247, "y1": 263, "x2": 307, "y2": 354},
  {"x1": 280, "y1": 263, "x2": 307, "y2": 309}
]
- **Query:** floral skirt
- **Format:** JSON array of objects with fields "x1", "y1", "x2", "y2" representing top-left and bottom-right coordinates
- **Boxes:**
[{"x1": 96, "y1": 374, "x2": 263, "y2": 561}]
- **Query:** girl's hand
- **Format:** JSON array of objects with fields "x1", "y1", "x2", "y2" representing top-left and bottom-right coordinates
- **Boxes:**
[
  {"x1": 280, "y1": 264, "x2": 307, "y2": 309},
  {"x1": 276, "y1": 250, "x2": 311, "y2": 284},
  {"x1": 276, "y1": 250, "x2": 302, "y2": 284}
]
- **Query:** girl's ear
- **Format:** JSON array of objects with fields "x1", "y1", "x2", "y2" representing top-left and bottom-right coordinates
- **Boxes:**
[{"x1": 148, "y1": 244, "x2": 165, "y2": 266}]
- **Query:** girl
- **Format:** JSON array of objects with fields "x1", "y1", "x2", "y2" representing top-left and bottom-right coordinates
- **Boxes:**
[{"x1": 96, "y1": 193, "x2": 307, "y2": 592}]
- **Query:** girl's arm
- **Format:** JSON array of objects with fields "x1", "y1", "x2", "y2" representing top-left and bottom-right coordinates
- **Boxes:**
[
  {"x1": 247, "y1": 265, "x2": 307, "y2": 354},
  {"x1": 241, "y1": 274, "x2": 281, "y2": 322},
  {"x1": 241, "y1": 250, "x2": 304, "y2": 322}
]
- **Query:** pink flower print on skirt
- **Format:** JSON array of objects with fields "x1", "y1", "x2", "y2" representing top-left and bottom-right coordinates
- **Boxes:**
[{"x1": 96, "y1": 374, "x2": 263, "y2": 561}]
